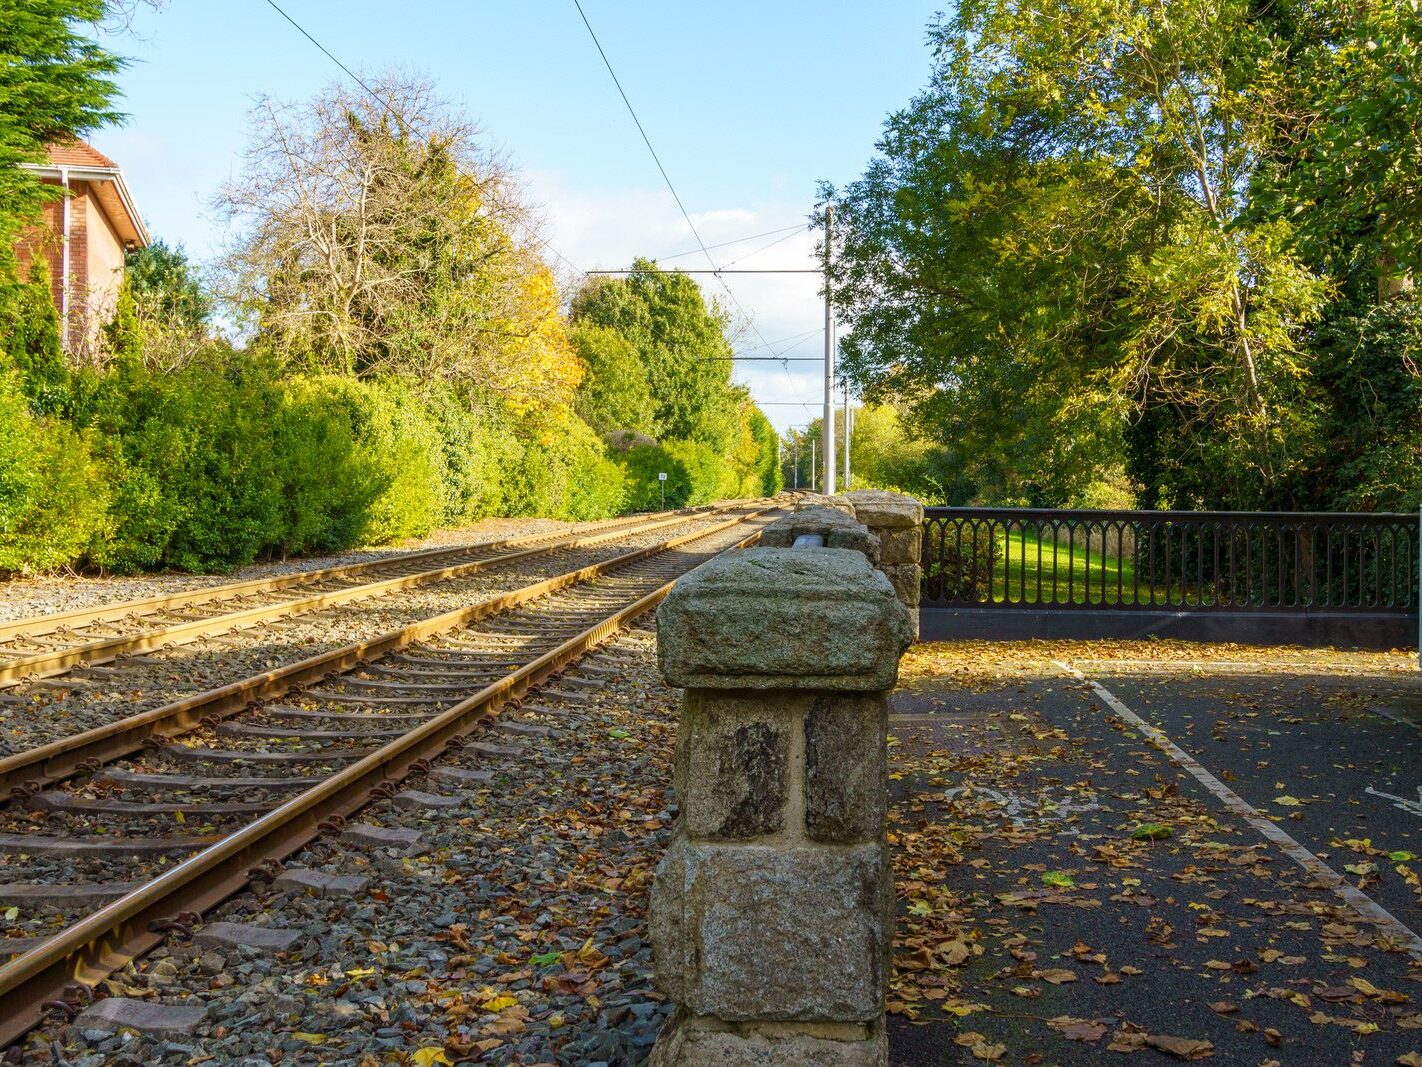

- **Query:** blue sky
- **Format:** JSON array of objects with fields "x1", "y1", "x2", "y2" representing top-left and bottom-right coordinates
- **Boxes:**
[{"x1": 97, "y1": 1, "x2": 943, "y2": 431}]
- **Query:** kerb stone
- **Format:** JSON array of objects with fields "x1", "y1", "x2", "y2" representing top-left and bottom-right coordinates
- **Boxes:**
[
  {"x1": 658, "y1": 549, "x2": 912, "y2": 691},
  {"x1": 74, "y1": 997, "x2": 206, "y2": 1038},
  {"x1": 194, "y1": 921, "x2": 300, "y2": 954},
  {"x1": 651, "y1": 838, "x2": 887, "y2": 1022}
]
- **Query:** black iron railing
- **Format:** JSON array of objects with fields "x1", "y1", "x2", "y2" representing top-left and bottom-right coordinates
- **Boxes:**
[{"x1": 921, "y1": 508, "x2": 1420, "y2": 612}]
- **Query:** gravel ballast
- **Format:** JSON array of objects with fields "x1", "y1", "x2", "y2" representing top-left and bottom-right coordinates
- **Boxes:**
[
  {"x1": 0, "y1": 512, "x2": 756, "y2": 756},
  {"x1": 13, "y1": 622, "x2": 682, "y2": 1065},
  {"x1": 0, "y1": 517, "x2": 593, "y2": 624}
]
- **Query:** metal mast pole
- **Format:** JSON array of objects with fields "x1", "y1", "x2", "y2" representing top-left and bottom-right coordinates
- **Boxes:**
[
  {"x1": 811, "y1": 436, "x2": 817, "y2": 490},
  {"x1": 822, "y1": 204, "x2": 836, "y2": 495},
  {"x1": 793, "y1": 435, "x2": 799, "y2": 489}
]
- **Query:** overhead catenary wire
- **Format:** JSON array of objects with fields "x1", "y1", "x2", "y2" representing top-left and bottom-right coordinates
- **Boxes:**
[
  {"x1": 261, "y1": 0, "x2": 584, "y2": 276},
  {"x1": 570, "y1": 0, "x2": 781, "y2": 357},
  {"x1": 655, "y1": 223, "x2": 806, "y2": 264}
]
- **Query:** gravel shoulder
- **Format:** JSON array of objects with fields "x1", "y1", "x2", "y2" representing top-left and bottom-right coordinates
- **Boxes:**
[{"x1": 0, "y1": 517, "x2": 578, "y2": 623}]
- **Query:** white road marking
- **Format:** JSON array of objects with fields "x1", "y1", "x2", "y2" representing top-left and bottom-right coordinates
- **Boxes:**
[
  {"x1": 1365, "y1": 785, "x2": 1422, "y2": 820},
  {"x1": 938, "y1": 784, "x2": 1103, "y2": 831},
  {"x1": 1054, "y1": 659, "x2": 1422, "y2": 959},
  {"x1": 1366, "y1": 704, "x2": 1422, "y2": 732}
]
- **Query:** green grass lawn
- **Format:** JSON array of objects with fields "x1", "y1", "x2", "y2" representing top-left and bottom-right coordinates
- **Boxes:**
[{"x1": 991, "y1": 528, "x2": 1146, "y2": 604}]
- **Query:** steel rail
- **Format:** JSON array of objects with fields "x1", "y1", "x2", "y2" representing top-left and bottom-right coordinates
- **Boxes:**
[
  {"x1": 0, "y1": 504, "x2": 752, "y2": 688},
  {"x1": 0, "y1": 518, "x2": 768, "y2": 1048},
  {"x1": 0, "y1": 505, "x2": 769, "y2": 799},
  {"x1": 0, "y1": 505, "x2": 720, "y2": 643}
]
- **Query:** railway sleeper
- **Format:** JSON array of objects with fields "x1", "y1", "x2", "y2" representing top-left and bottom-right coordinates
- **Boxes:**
[
  {"x1": 216, "y1": 722, "x2": 411, "y2": 741},
  {"x1": 96, "y1": 770, "x2": 318, "y2": 793},
  {"x1": 30, "y1": 791, "x2": 273, "y2": 817},
  {"x1": 0, "y1": 832, "x2": 218, "y2": 856}
]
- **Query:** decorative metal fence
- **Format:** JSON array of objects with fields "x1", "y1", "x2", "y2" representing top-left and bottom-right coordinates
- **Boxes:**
[{"x1": 921, "y1": 508, "x2": 1420, "y2": 614}]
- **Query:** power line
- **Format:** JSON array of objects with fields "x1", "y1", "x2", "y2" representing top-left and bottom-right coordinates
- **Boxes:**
[
  {"x1": 262, "y1": 0, "x2": 584, "y2": 275},
  {"x1": 262, "y1": 0, "x2": 390, "y2": 115},
  {"x1": 721, "y1": 226, "x2": 809, "y2": 268},
  {"x1": 737, "y1": 327, "x2": 823, "y2": 352},
  {"x1": 586, "y1": 269, "x2": 820, "y2": 275},
  {"x1": 571, "y1": 0, "x2": 776, "y2": 352},
  {"x1": 656, "y1": 223, "x2": 805, "y2": 264}
]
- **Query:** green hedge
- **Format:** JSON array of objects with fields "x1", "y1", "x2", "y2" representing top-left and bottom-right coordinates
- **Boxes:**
[{"x1": 0, "y1": 360, "x2": 643, "y2": 575}]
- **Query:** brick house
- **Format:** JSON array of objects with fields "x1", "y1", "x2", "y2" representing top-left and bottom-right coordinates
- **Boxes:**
[{"x1": 15, "y1": 140, "x2": 150, "y2": 353}]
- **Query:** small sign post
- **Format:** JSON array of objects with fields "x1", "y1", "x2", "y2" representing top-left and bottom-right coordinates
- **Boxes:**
[{"x1": 658, "y1": 471, "x2": 668, "y2": 510}]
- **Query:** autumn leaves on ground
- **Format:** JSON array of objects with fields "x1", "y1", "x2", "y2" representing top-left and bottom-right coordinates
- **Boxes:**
[{"x1": 885, "y1": 640, "x2": 1422, "y2": 1065}]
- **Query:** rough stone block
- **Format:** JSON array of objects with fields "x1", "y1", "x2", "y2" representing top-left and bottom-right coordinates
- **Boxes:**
[
  {"x1": 341, "y1": 823, "x2": 424, "y2": 848},
  {"x1": 194, "y1": 921, "x2": 300, "y2": 954},
  {"x1": 74, "y1": 997, "x2": 206, "y2": 1038},
  {"x1": 758, "y1": 508, "x2": 880, "y2": 565},
  {"x1": 651, "y1": 838, "x2": 887, "y2": 1022},
  {"x1": 879, "y1": 564, "x2": 922, "y2": 607},
  {"x1": 652, "y1": 1018, "x2": 886, "y2": 1066},
  {"x1": 843, "y1": 490, "x2": 923, "y2": 529},
  {"x1": 658, "y1": 549, "x2": 913, "y2": 691},
  {"x1": 430, "y1": 766, "x2": 495, "y2": 785},
  {"x1": 794, "y1": 495, "x2": 856, "y2": 516},
  {"x1": 676, "y1": 692, "x2": 791, "y2": 841},
  {"x1": 876, "y1": 527, "x2": 921, "y2": 567},
  {"x1": 273, "y1": 868, "x2": 371, "y2": 897},
  {"x1": 804, "y1": 695, "x2": 887, "y2": 844},
  {"x1": 392, "y1": 788, "x2": 461, "y2": 810}
]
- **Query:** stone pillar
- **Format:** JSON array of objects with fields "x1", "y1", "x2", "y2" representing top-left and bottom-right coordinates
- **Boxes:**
[
  {"x1": 844, "y1": 490, "x2": 924, "y2": 640},
  {"x1": 651, "y1": 547, "x2": 913, "y2": 1066}
]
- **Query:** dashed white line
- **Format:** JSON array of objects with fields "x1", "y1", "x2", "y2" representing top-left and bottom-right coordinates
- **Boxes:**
[{"x1": 1054, "y1": 659, "x2": 1422, "y2": 959}]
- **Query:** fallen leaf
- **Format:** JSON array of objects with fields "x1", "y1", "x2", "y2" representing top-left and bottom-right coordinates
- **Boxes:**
[
  {"x1": 1132, "y1": 822, "x2": 1174, "y2": 841},
  {"x1": 1144, "y1": 1034, "x2": 1215, "y2": 1060},
  {"x1": 1036, "y1": 968, "x2": 1078, "y2": 985}
]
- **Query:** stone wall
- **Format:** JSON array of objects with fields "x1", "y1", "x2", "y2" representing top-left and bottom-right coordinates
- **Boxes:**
[
  {"x1": 843, "y1": 490, "x2": 924, "y2": 639},
  {"x1": 650, "y1": 544, "x2": 914, "y2": 1065}
]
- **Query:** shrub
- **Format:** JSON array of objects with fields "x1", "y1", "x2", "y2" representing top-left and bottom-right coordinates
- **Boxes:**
[
  {"x1": 0, "y1": 375, "x2": 110, "y2": 573},
  {"x1": 81, "y1": 360, "x2": 285, "y2": 572},
  {"x1": 270, "y1": 376, "x2": 385, "y2": 555},
  {"x1": 507, "y1": 410, "x2": 626, "y2": 520},
  {"x1": 616, "y1": 443, "x2": 685, "y2": 511},
  {"x1": 664, "y1": 439, "x2": 726, "y2": 506},
  {"x1": 354, "y1": 379, "x2": 448, "y2": 544}
]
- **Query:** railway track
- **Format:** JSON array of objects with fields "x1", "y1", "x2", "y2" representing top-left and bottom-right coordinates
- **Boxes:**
[
  {"x1": 0, "y1": 504, "x2": 732, "y2": 689},
  {"x1": 0, "y1": 503, "x2": 780, "y2": 1048}
]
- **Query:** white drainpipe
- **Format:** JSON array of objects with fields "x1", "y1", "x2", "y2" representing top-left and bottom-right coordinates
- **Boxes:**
[{"x1": 59, "y1": 165, "x2": 71, "y2": 351}]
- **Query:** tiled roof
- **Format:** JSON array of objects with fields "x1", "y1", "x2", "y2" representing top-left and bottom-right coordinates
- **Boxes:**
[{"x1": 45, "y1": 140, "x2": 120, "y2": 170}]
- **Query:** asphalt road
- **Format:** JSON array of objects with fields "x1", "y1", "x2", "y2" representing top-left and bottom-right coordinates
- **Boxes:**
[{"x1": 886, "y1": 645, "x2": 1422, "y2": 1066}]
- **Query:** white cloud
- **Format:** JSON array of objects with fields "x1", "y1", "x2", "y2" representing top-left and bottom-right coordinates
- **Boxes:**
[{"x1": 526, "y1": 171, "x2": 831, "y2": 434}]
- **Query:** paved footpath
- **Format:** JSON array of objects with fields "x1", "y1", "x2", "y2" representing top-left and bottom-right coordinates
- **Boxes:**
[{"x1": 885, "y1": 641, "x2": 1422, "y2": 1066}]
